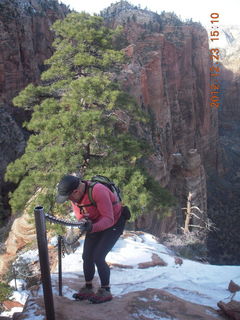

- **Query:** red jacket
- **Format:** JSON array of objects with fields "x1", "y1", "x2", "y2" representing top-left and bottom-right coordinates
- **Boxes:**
[{"x1": 71, "y1": 182, "x2": 122, "y2": 233}]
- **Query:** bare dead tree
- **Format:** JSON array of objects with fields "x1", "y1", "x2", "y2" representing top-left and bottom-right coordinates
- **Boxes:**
[{"x1": 181, "y1": 192, "x2": 218, "y2": 234}]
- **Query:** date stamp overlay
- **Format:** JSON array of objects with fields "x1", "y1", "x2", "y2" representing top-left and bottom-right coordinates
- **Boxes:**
[{"x1": 209, "y1": 13, "x2": 220, "y2": 108}]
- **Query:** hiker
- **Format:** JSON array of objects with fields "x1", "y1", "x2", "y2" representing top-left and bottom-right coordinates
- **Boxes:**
[{"x1": 56, "y1": 174, "x2": 127, "y2": 304}]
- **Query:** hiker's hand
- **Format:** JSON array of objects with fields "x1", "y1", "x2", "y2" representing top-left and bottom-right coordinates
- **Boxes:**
[{"x1": 79, "y1": 220, "x2": 92, "y2": 233}]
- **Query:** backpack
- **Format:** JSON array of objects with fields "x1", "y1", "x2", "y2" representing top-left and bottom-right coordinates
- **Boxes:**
[
  {"x1": 88, "y1": 175, "x2": 122, "y2": 207},
  {"x1": 78, "y1": 175, "x2": 131, "y2": 220}
]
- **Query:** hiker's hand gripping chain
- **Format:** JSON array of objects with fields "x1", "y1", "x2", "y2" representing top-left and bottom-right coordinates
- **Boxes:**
[{"x1": 78, "y1": 219, "x2": 92, "y2": 233}]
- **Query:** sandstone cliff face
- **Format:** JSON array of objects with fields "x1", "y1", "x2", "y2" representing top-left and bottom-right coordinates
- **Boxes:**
[
  {"x1": 0, "y1": 0, "x2": 69, "y2": 219},
  {"x1": 218, "y1": 26, "x2": 240, "y2": 174},
  {"x1": 0, "y1": 0, "x2": 69, "y2": 111},
  {"x1": 215, "y1": 26, "x2": 240, "y2": 126},
  {"x1": 103, "y1": 3, "x2": 218, "y2": 234},
  {"x1": 206, "y1": 26, "x2": 240, "y2": 265},
  {"x1": 0, "y1": 210, "x2": 36, "y2": 276},
  {"x1": 0, "y1": 109, "x2": 26, "y2": 222}
]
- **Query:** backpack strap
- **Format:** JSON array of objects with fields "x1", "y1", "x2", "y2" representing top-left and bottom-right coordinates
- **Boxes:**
[
  {"x1": 75, "y1": 182, "x2": 99, "y2": 209},
  {"x1": 79, "y1": 182, "x2": 120, "y2": 208},
  {"x1": 88, "y1": 182, "x2": 97, "y2": 207}
]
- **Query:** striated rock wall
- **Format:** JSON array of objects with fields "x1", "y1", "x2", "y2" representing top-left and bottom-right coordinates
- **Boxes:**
[
  {"x1": 0, "y1": 210, "x2": 36, "y2": 276},
  {"x1": 217, "y1": 26, "x2": 240, "y2": 127},
  {"x1": 0, "y1": 0, "x2": 69, "y2": 220},
  {"x1": 206, "y1": 26, "x2": 240, "y2": 264},
  {"x1": 220, "y1": 66, "x2": 240, "y2": 123},
  {"x1": 104, "y1": 3, "x2": 218, "y2": 235},
  {"x1": 0, "y1": 0, "x2": 69, "y2": 111}
]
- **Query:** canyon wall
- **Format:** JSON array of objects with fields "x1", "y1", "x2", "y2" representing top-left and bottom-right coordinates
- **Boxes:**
[
  {"x1": 0, "y1": 0, "x2": 69, "y2": 221},
  {"x1": 206, "y1": 26, "x2": 240, "y2": 264},
  {"x1": 219, "y1": 26, "x2": 240, "y2": 122},
  {"x1": 103, "y1": 3, "x2": 218, "y2": 234},
  {"x1": 0, "y1": 0, "x2": 69, "y2": 110}
]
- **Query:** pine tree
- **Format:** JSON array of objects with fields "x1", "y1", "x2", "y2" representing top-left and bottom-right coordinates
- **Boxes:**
[{"x1": 5, "y1": 12, "x2": 174, "y2": 219}]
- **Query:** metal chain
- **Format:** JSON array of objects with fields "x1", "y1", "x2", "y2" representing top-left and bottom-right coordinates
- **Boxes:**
[
  {"x1": 61, "y1": 229, "x2": 83, "y2": 257},
  {"x1": 61, "y1": 237, "x2": 66, "y2": 257},
  {"x1": 61, "y1": 239, "x2": 71, "y2": 257},
  {"x1": 45, "y1": 213, "x2": 85, "y2": 227},
  {"x1": 45, "y1": 213, "x2": 85, "y2": 256},
  {"x1": 62, "y1": 229, "x2": 83, "y2": 246}
]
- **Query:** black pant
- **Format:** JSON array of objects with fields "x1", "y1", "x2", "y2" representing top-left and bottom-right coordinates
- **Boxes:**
[{"x1": 82, "y1": 214, "x2": 126, "y2": 286}]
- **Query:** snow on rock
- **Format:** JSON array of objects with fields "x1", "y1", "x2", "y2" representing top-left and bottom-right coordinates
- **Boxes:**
[
  {"x1": 9, "y1": 279, "x2": 27, "y2": 292},
  {"x1": 1, "y1": 231, "x2": 240, "y2": 320},
  {"x1": 12, "y1": 286, "x2": 225, "y2": 320}
]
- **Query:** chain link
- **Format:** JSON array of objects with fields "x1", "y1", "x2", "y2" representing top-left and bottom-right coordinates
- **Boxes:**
[{"x1": 61, "y1": 237, "x2": 66, "y2": 257}]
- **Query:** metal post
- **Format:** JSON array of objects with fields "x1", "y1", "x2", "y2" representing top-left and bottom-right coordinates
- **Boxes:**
[
  {"x1": 34, "y1": 206, "x2": 55, "y2": 320},
  {"x1": 13, "y1": 266, "x2": 17, "y2": 290},
  {"x1": 58, "y1": 235, "x2": 63, "y2": 296}
]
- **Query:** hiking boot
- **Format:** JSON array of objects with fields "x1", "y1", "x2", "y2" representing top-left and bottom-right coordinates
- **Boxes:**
[
  {"x1": 72, "y1": 286, "x2": 95, "y2": 301},
  {"x1": 88, "y1": 287, "x2": 113, "y2": 304}
]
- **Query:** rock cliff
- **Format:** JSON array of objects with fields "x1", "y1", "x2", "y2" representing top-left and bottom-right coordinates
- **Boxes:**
[
  {"x1": 0, "y1": 109, "x2": 26, "y2": 223},
  {"x1": 102, "y1": 2, "x2": 218, "y2": 234},
  {"x1": 206, "y1": 26, "x2": 240, "y2": 265},
  {"x1": 0, "y1": 0, "x2": 69, "y2": 221},
  {"x1": 0, "y1": 0, "x2": 69, "y2": 111},
  {"x1": 219, "y1": 26, "x2": 240, "y2": 122},
  {"x1": 0, "y1": 210, "x2": 36, "y2": 276}
]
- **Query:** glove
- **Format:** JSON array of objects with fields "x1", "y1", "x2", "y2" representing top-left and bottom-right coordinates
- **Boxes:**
[{"x1": 79, "y1": 220, "x2": 92, "y2": 233}]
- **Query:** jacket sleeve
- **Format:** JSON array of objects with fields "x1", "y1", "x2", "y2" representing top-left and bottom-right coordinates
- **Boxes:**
[
  {"x1": 91, "y1": 184, "x2": 115, "y2": 232},
  {"x1": 71, "y1": 202, "x2": 84, "y2": 221}
]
